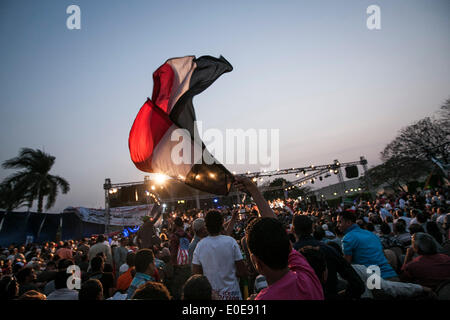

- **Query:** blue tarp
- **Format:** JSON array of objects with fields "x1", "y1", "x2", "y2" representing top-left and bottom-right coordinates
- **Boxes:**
[{"x1": 0, "y1": 211, "x2": 107, "y2": 247}]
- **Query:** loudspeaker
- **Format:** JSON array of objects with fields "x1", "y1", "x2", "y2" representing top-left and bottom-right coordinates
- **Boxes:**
[{"x1": 345, "y1": 166, "x2": 359, "y2": 179}]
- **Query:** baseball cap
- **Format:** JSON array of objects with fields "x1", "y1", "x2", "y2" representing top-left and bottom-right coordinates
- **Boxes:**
[
  {"x1": 254, "y1": 275, "x2": 268, "y2": 293},
  {"x1": 119, "y1": 264, "x2": 129, "y2": 274}
]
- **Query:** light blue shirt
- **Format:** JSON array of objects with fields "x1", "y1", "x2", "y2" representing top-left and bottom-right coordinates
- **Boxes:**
[
  {"x1": 127, "y1": 272, "x2": 155, "y2": 299},
  {"x1": 342, "y1": 224, "x2": 397, "y2": 279}
]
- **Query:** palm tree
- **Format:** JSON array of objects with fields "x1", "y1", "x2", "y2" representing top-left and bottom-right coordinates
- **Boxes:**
[
  {"x1": 1, "y1": 148, "x2": 70, "y2": 212},
  {"x1": 0, "y1": 181, "x2": 30, "y2": 233}
]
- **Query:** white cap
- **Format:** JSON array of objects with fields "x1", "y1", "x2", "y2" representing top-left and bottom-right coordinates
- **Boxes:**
[
  {"x1": 119, "y1": 264, "x2": 129, "y2": 274},
  {"x1": 254, "y1": 275, "x2": 268, "y2": 293}
]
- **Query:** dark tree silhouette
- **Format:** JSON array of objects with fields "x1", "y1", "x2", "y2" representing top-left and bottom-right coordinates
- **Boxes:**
[
  {"x1": 1, "y1": 148, "x2": 70, "y2": 212},
  {"x1": 381, "y1": 117, "x2": 448, "y2": 165},
  {"x1": 364, "y1": 157, "x2": 433, "y2": 192}
]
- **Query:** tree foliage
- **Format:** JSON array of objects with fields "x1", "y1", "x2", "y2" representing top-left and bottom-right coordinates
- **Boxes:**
[
  {"x1": 381, "y1": 117, "x2": 449, "y2": 165},
  {"x1": 374, "y1": 97, "x2": 450, "y2": 188},
  {"x1": 0, "y1": 148, "x2": 70, "y2": 212},
  {"x1": 365, "y1": 157, "x2": 433, "y2": 192}
]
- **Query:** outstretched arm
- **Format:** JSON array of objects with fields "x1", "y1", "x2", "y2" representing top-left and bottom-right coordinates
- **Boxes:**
[
  {"x1": 233, "y1": 175, "x2": 276, "y2": 219},
  {"x1": 224, "y1": 209, "x2": 239, "y2": 236}
]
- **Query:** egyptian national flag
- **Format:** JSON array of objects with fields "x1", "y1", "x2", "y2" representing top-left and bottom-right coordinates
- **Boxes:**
[{"x1": 129, "y1": 55, "x2": 234, "y2": 195}]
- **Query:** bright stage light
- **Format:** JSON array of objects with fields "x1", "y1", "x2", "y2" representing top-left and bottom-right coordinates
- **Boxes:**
[{"x1": 154, "y1": 173, "x2": 167, "y2": 184}]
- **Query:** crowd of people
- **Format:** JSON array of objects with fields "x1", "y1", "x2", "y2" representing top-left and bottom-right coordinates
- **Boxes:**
[{"x1": 0, "y1": 176, "x2": 449, "y2": 300}]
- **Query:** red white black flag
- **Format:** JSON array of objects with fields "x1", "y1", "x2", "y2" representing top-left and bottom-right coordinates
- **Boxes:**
[{"x1": 129, "y1": 55, "x2": 234, "y2": 195}]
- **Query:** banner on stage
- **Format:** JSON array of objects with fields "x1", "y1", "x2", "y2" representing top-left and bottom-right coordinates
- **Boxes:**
[{"x1": 63, "y1": 204, "x2": 154, "y2": 226}]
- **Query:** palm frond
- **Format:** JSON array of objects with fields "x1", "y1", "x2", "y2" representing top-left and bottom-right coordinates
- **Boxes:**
[{"x1": 1, "y1": 148, "x2": 68, "y2": 212}]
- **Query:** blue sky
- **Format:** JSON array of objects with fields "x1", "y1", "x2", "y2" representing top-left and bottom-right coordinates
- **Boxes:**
[{"x1": 0, "y1": 0, "x2": 449, "y2": 212}]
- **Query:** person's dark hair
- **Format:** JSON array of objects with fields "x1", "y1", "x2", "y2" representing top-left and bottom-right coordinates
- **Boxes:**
[
  {"x1": 46, "y1": 261, "x2": 57, "y2": 269},
  {"x1": 126, "y1": 252, "x2": 136, "y2": 267},
  {"x1": 16, "y1": 267, "x2": 33, "y2": 284},
  {"x1": 97, "y1": 235, "x2": 105, "y2": 243},
  {"x1": 410, "y1": 209, "x2": 419, "y2": 217},
  {"x1": 132, "y1": 281, "x2": 171, "y2": 300},
  {"x1": 246, "y1": 217, "x2": 290, "y2": 270},
  {"x1": 17, "y1": 290, "x2": 46, "y2": 300},
  {"x1": 366, "y1": 223, "x2": 375, "y2": 232},
  {"x1": 103, "y1": 263, "x2": 113, "y2": 273},
  {"x1": 409, "y1": 223, "x2": 424, "y2": 235},
  {"x1": 413, "y1": 232, "x2": 437, "y2": 255},
  {"x1": 91, "y1": 256, "x2": 104, "y2": 272},
  {"x1": 57, "y1": 258, "x2": 74, "y2": 271},
  {"x1": 327, "y1": 241, "x2": 343, "y2": 256},
  {"x1": 78, "y1": 279, "x2": 103, "y2": 300},
  {"x1": 416, "y1": 212, "x2": 428, "y2": 224},
  {"x1": 12, "y1": 262, "x2": 23, "y2": 274},
  {"x1": 393, "y1": 221, "x2": 406, "y2": 234},
  {"x1": 425, "y1": 221, "x2": 443, "y2": 245},
  {"x1": 182, "y1": 275, "x2": 212, "y2": 300},
  {"x1": 338, "y1": 211, "x2": 357, "y2": 223},
  {"x1": 313, "y1": 225, "x2": 325, "y2": 241},
  {"x1": 0, "y1": 276, "x2": 18, "y2": 300},
  {"x1": 299, "y1": 246, "x2": 327, "y2": 282},
  {"x1": 174, "y1": 217, "x2": 183, "y2": 228},
  {"x1": 54, "y1": 271, "x2": 71, "y2": 289},
  {"x1": 380, "y1": 223, "x2": 391, "y2": 235},
  {"x1": 134, "y1": 249, "x2": 154, "y2": 273},
  {"x1": 205, "y1": 210, "x2": 223, "y2": 235},
  {"x1": 293, "y1": 215, "x2": 313, "y2": 236},
  {"x1": 96, "y1": 252, "x2": 106, "y2": 259}
]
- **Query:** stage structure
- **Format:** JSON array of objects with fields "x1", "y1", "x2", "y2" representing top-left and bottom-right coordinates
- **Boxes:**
[{"x1": 103, "y1": 157, "x2": 370, "y2": 232}]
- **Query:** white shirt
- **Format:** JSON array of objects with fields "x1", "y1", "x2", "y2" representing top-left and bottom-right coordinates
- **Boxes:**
[
  {"x1": 351, "y1": 264, "x2": 423, "y2": 299},
  {"x1": 192, "y1": 235, "x2": 243, "y2": 300},
  {"x1": 437, "y1": 213, "x2": 449, "y2": 225}
]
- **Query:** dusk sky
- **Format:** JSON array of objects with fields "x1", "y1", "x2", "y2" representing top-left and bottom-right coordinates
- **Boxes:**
[{"x1": 1, "y1": 0, "x2": 449, "y2": 212}]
